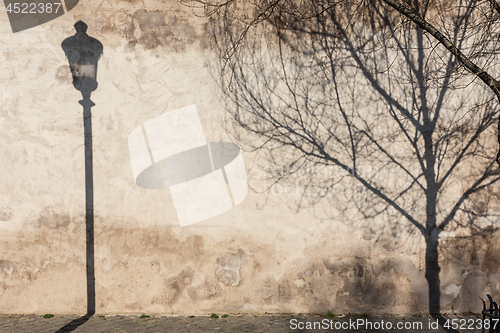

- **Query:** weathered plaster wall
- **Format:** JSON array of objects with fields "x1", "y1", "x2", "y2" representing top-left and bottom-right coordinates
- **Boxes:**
[{"x1": 0, "y1": 0, "x2": 499, "y2": 315}]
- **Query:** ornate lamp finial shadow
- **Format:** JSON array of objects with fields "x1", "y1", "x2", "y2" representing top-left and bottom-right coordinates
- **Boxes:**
[{"x1": 74, "y1": 20, "x2": 88, "y2": 34}]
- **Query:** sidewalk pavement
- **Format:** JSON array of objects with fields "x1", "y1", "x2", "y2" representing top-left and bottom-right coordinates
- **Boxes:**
[{"x1": 0, "y1": 313, "x2": 489, "y2": 332}]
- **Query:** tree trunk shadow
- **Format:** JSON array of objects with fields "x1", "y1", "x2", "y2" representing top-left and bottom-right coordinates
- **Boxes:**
[{"x1": 432, "y1": 314, "x2": 459, "y2": 333}]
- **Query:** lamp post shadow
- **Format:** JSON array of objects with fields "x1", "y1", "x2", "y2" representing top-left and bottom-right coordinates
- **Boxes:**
[
  {"x1": 81, "y1": 95, "x2": 96, "y2": 317},
  {"x1": 57, "y1": 21, "x2": 102, "y2": 332}
]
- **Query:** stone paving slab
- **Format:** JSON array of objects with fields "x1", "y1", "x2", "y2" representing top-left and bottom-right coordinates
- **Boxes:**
[{"x1": 0, "y1": 313, "x2": 492, "y2": 332}]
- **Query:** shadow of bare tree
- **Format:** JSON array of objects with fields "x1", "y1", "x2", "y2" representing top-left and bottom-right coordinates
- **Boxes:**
[{"x1": 184, "y1": 0, "x2": 500, "y2": 327}]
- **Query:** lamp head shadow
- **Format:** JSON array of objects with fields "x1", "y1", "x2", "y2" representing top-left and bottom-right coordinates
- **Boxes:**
[{"x1": 62, "y1": 21, "x2": 103, "y2": 98}]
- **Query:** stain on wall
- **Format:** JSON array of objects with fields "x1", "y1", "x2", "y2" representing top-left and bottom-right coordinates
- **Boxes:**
[
  {"x1": 0, "y1": 260, "x2": 14, "y2": 276},
  {"x1": 0, "y1": 208, "x2": 13, "y2": 222},
  {"x1": 128, "y1": 9, "x2": 197, "y2": 51},
  {"x1": 216, "y1": 251, "x2": 243, "y2": 287}
]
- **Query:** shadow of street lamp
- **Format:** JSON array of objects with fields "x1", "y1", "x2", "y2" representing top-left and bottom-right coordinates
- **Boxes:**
[{"x1": 61, "y1": 21, "x2": 103, "y2": 322}]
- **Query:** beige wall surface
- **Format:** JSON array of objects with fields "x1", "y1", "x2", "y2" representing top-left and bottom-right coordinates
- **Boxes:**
[{"x1": 0, "y1": 0, "x2": 499, "y2": 315}]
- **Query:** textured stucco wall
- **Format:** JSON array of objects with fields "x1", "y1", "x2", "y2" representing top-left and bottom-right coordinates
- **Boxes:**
[{"x1": 0, "y1": 0, "x2": 500, "y2": 315}]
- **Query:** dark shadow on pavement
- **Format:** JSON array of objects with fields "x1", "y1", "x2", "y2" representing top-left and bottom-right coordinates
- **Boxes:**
[
  {"x1": 432, "y1": 313, "x2": 459, "y2": 333},
  {"x1": 54, "y1": 313, "x2": 92, "y2": 333}
]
